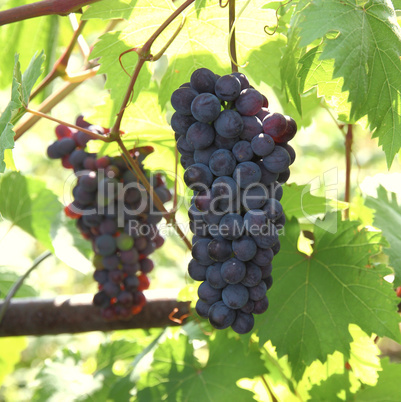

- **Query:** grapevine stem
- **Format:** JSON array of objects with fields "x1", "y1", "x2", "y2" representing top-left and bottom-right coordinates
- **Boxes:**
[
  {"x1": 116, "y1": 137, "x2": 192, "y2": 251},
  {"x1": 111, "y1": 0, "x2": 195, "y2": 136},
  {"x1": 68, "y1": 14, "x2": 91, "y2": 59},
  {"x1": 344, "y1": 124, "x2": 353, "y2": 219},
  {"x1": 25, "y1": 107, "x2": 112, "y2": 142},
  {"x1": 260, "y1": 375, "x2": 279, "y2": 402},
  {"x1": 30, "y1": 19, "x2": 88, "y2": 100},
  {"x1": 173, "y1": 143, "x2": 179, "y2": 212},
  {"x1": 0, "y1": 0, "x2": 100, "y2": 26},
  {"x1": 0, "y1": 251, "x2": 52, "y2": 325},
  {"x1": 229, "y1": 0, "x2": 238, "y2": 73}
]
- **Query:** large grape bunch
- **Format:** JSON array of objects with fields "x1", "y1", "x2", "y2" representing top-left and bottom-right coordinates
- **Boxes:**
[
  {"x1": 171, "y1": 68, "x2": 296, "y2": 334},
  {"x1": 47, "y1": 117, "x2": 171, "y2": 320}
]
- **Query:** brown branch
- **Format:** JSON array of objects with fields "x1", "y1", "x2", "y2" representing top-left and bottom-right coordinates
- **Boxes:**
[
  {"x1": 111, "y1": 0, "x2": 195, "y2": 135},
  {"x1": 344, "y1": 124, "x2": 353, "y2": 219},
  {"x1": 0, "y1": 0, "x2": 100, "y2": 26},
  {"x1": 229, "y1": 0, "x2": 238, "y2": 72},
  {"x1": 0, "y1": 291, "x2": 191, "y2": 337}
]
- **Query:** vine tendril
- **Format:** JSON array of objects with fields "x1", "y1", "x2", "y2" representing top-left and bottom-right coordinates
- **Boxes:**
[{"x1": 264, "y1": 0, "x2": 293, "y2": 36}]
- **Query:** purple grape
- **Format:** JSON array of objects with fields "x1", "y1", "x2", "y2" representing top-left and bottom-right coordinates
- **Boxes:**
[
  {"x1": 214, "y1": 74, "x2": 241, "y2": 101},
  {"x1": 213, "y1": 110, "x2": 244, "y2": 138},
  {"x1": 235, "y1": 88, "x2": 263, "y2": 116},
  {"x1": 231, "y1": 311, "x2": 254, "y2": 333},
  {"x1": 209, "y1": 149, "x2": 236, "y2": 176},
  {"x1": 194, "y1": 145, "x2": 218, "y2": 165},
  {"x1": 206, "y1": 263, "x2": 226, "y2": 289},
  {"x1": 195, "y1": 299, "x2": 211, "y2": 318},
  {"x1": 95, "y1": 235, "x2": 117, "y2": 257},
  {"x1": 252, "y1": 248, "x2": 274, "y2": 266},
  {"x1": 171, "y1": 87, "x2": 199, "y2": 115},
  {"x1": 207, "y1": 237, "x2": 233, "y2": 262},
  {"x1": 232, "y1": 141, "x2": 254, "y2": 162},
  {"x1": 218, "y1": 213, "x2": 244, "y2": 240},
  {"x1": 253, "y1": 295, "x2": 269, "y2": 314},
  {"x1": 222, "y1": 283, "x2": 249, "y2": 309},
  {"x1": 188, "y1": 259, "x2": 207, "y2": 281},
  {"x1": 186, "y1": 122, "x2": 215, "y2": 150},
  {"x1": 198, "y1": 281, "x2": 222, "y2": 304},
  {"x1": 231, "y1": 72, "x2": 250, "y2": 90},
  {"x1": 184, "y1": 163, "x2": 214, "y2": 191},
  {"x1": 233, "y1": 161, "x2": 261, "y2": 188},
  {"x1": 262, "y1": 147, "x2": 291, "y2": 174},
  {"x1": 191, "y1": 93, "x2": 221, "y2": 123},
  {"x1": 251, "y1": 133, "x2": 275, "y2": 157},
  {"x1": 232, "y1": 236, "x2": 257, "y2": 261},
  {"x1": 208, "y1": 301, "x2": 236, "y2": 329},
  {"x1": 192, "y1": 238, "x2": 214, "y2": 266},
  {"x1": 171, "y1": 112, "x2": 197, "y2": 136},
  {"x1": 190, "y1": 68, "x2": 217, "y2": 93},
  {"x1": 262, "y1": 113, "x2": 287, "y2": 138},
  {"x1": 221, "y1": 258, "x2": 246, "y2": 284},
  {"x1": 214, "y1": 134, "x2": 239, "y2": 150},
  {"x1": 239, "y1": 115, "x2": 263, "y2": 141}
]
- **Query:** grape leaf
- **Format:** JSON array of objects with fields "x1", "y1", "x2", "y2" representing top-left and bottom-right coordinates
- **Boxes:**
[
  {"x1": 89, "y1": 31, "x2": 152, "y2": 117},
  {"x1": 297, "y1": 0, "x2": 401, "y2": 167},
  {"x1": 281, "y1": 183, "x2": 330, "y2": 220},
  {"x1": 136, "y1": 332, "x2": 266, "y2": 401},
  {"x1": 0, "y1": 51, "x2": 44, "y2": 173},
  {"x1": 255, "y1": 213, "x2": 401, "y2": 380},
  {"x1": 0, "y1": 267, "x2": 37, "y2": 299},
  {"x1": 83, "y1": 0, "x2": 137, "y2": 20},
  {"x1": 354, "y1": 357, "x2": 401, "y2": 401},
  {"x1": 365, "y1": 185, "x2": 401, "y2": 286},
  {"x1": 0, "y1": 172, "x2": 62, "y2": 251}
]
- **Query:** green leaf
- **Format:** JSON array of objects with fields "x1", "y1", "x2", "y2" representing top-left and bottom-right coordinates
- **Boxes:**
[
  {"x1": 281, "y1": 183, "x2": 330, "y2": 220},
  {"x1": 297, "y1": 0, "x2": 401, "y2": 167},
  {"x1": 83, "y1": 0, "x2": 138, "y2": 20},
  {"x1": 0, "y1": 337, "x2": 27, "y2": 385},
  {"x1": 0, "y1": 51, "x2": 45, "y2": 173},
  {"x1": 137, "y1": 331, "x2": 266, "y2": 401},
  {"x1": 0, "y1": 172, "x2": 62, "y2": 251},
  {"x1": 0, "y1": 267, "x2": 38, "y2": 299},
  {"x1": 255, "y1": 213, "x2": 401, "y2": 380},
  {"x1": 90, "y1": 31, "x2": 152, "y2": 117},
  {"x1": 354, "y1": 357, "x2": 401, "y2": 401},
  {"x1": 365, "y1": 185, "x2": 401, "y2": 286}
]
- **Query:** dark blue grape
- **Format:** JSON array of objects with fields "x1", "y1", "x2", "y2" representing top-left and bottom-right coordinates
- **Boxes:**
[
  {"x1": 261, "y1": 263, "x2": 273, "y2": 279},
  {"x1": 231, "y1": 311, "x2": 255, "y2": 333},
  {"x1": 194, "y1": 189, "x2": 214, "y2": 212},
  {"x1": 120, "y1": 248, "x2": 139, "y2": 264},
  {"x1": 103, "y1": 282, "x2": 120, "y2": 298},
  {"x1": 235, "y1": 88, "x2": 263, "y2": 116},
  {"x1": 207, "y1": 237, "x2": 233, "y2": 262},
  {"x1": 177, "y1": 135, "x2": 195, "y2": 155},
  {"x1": 99, "y1": 218, "x2": 118, "y2": 235},
  {"x1": 186, "y1": 122, "x2": 215, "y2": 150},
  {"x1": 252, "y1": 248, "x2": 274, "y2": 266},
  {"x1": 239, "y1": 115, "x2": 263, "y2": 141},
  {"x1": 198, "y1": 281, "x2": 222, "y2": 304},
  {"x1": 231, "y1": 72, "x2": 250, "y2": 90},
  {"x1": 196, "y1": 299, "x2": 211, "y2": 318},
  {"x1": 264, "y1": 275, "x2": 273, "y2": 290},
  {"x1": 278, "y1": 143, "x2": 296, "y2": 165},
  {"x1": 93, "y1": 270, "x2": 108, "y2": 285},
  {"x1": 249, "y1": 281, "x2": 267, "y2": 301},
  {"x1": 194, "y1": 145, "x2": 218, "y2": 165},
  {"x1": 209, "y1": 149, "x2": 236, "y2": 176},
  {"x1": 95, "y1": 235, "x2": 117, "y2": 257},
  {"x1": 262, "y1": 147, "x2": 291, "y2": 173},
  {"x1": 82, "y1": 212, "x2": 103, "y2": 227},
  {"x1": 232, "y1": 141, "x2": 254, "y2": 162},
  {"x1": 214, "y1": 134, "x2": 239, "y2": 150},
  {"x1": 214, "y1": 110, "x2": 244, "y2": 138},
  {"x1": 221, "y1": 258, "x2": 246, "y2": 284},
  {"x1": 218, "y1": 213, "x2": 244, "y2": 240},
  {"x1": 190, "y1": 220, "x2": 210, "y2": 237},
  {"x1": 74, "y1": 185, "x2": 96, "y2": 206},
  {"x1": 277, "y1": 168, "x2": 290, "y2": 183},
  {"x1": 211, "y1": 176, "x2": 239, "y2": 201},
  {"x1": 244, "y1": 210, "x2": 267, "y2": 235},
  {"x1": 93, "y1": 291, "x2": 110, "y2": 308},
  {"x1": 124, "y1": 275, "x2": 140, "y2": 291},
  {"x1": 171, "y1": 87, "x2": 199, "y2": 115},
  {"x1": 252, "y1": 222, "x2": 279, "y2": 249},
  {"x1": 190, "y1": 68, "x2": 217, "y2": 93},
  {"x1": 208, "y1": 301, "x2": 236, "y2": 329},
  {"x1": 274, "y1": 213, "x2": 286, "y2": 227},
  {"x1": 191, "y1": 93, "x2": 221, "y2": 123},
  {"x1": 47, "y1": 141, "x2": 63, "y2": 159},
  {"x1": 192, "y1": 238, "x2": 214, "y2": 265},
  {"x1": 203, "y1": 210, "x2": 223, "y2": 225},
  {"x1": 233, "y1": 161, "x2": 261, "y2": 189},
  {"x1": 206, "y1": 263, "x2": 226, "y2": 289},
  {"x1": 256, "y1": 107, "x2": 270, "y2": 122},
  {"x1": 102, "y1": 255, "x2": 120, "y2": 270},
  {"x1": 69, "y1": 149, "x2": 88, "y2": 167},
  {"x1": 184, "y1": 163, "x2": 213, "y2": 191},
  {"x1": 256, "y1": 160, "x2": 279, "y2": 186},
  {"x1": 171, "y1": 112, "x2": 197, "y2": 136},
  {"x1": 241, "y1": 184, "x2": 268, "y2": 210},
  {"x1": 241, "y1": 262, "x2": 262, "y2": 287},
  {"x1": 263, "y1": 198, "x2": 283, "y2": 221},
  {"x1": 215, "y1": 74, "x2": 241, "y2": 101},
  {"x1": 188, "y1": 259, "x2": 207, "y2": 281},
  {"x1": 267, "y1": 181, "x2": 283, "y2": 201},
  {"x1": 232, "y1": 236, "x2": 257, "y2": 261},
  {"x1": 79, "y1": 171, "x2": 98, "y2": 192},
  {"x1": 251, "y1": 133, "x2": 275, "y2": 157},
  {"x1": 180, "y1": 155, "x2": 195, "y2": 169},
  {"x1": 222, "y1": 283, "x2": 249, "y2": 309},
  {"x1": 253, "y1": 295, "x2": 269, "y2": 314},
  {"x1": 123, "y1": 263, "x2": 140, "y2": 275}
]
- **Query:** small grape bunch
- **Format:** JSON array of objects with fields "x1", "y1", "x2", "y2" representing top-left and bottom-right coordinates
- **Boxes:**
[
  {"x1": 47, "y1": 117, "x2": 171, "y2": 320},
  {"x1": 171, "y1": 68, "x2": 296, "y2": 334}
]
